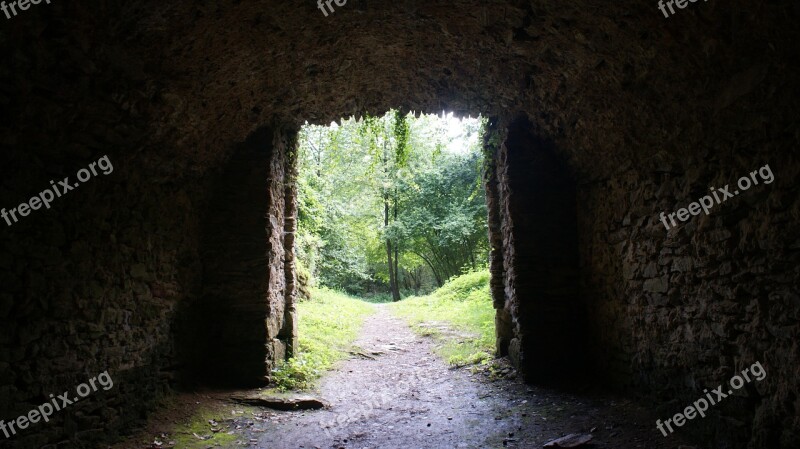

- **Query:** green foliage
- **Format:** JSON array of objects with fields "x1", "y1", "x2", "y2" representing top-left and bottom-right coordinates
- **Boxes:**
[
  {"x1": 296, "y1": 112, "x2": 488, "y2": 297},
  {"x1": 438, "y1": 340, "x2": 493, "y2": 366},
  {"x1": 360, "y1": 292, "x2": 396, "y2": 303},
  {"x1": 400, "y1": 151, "x2": 489, "y2": 285},
  {"x1": 271, "y1": 357, "x2": 319, "y2": 392},
  {"x1": 391, "y1": 270, "x2": 495, "y2": 366},
  {"x1": 393, "y1": 110, "x2": 411, "y2": 166},
  {"x1": 272, "y1": 288, "x2": 373, "y2": 390},
  {"x1": 429, "y1": 269, "x2": 491, "y2": 301}
]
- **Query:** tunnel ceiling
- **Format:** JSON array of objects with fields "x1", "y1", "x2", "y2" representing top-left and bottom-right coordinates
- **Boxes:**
[
  {"x1": 80, "y1": 0, "x2": 791, "y2": 179},
  {"x1": 3, "y1": 0, "x2": 797, "y2": 179}
]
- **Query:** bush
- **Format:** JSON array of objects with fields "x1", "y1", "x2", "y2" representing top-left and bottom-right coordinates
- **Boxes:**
[
  {"x1": 271, "y1": 288, "x2": 373, "y2": 390},
  {"x1": 391, "y1": 269, "x2": 494, "y2": 366}
]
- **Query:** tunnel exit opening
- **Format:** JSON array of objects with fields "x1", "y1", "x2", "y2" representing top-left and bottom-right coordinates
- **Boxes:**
[
  {"x1": 269, "y1": 110, "x2": 498, "y2": 389},
  {"x1": 294, "y1": 111, "x2": 489, "y2": 298}
]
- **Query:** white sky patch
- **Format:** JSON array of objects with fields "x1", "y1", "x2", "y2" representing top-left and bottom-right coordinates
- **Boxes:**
[
  {"x1": 439, "y1": 112, "x2": 481, "y2": 154},
  {"x1": 304, "y1": 112, "x2": 482, "y2": 156}
]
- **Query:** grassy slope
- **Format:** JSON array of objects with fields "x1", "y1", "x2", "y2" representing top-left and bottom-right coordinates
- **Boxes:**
[
  {"x1": 272, "y1": 287, "x2": 374, "y2": 390},
  {"x1": 391, "y1": 270, "x2": 495, "y2": 366}
]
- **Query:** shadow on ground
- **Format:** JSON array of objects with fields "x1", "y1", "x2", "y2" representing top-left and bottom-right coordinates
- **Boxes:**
[{"x1": 113, "y1": 306, "x2": 694, "y2": 449}]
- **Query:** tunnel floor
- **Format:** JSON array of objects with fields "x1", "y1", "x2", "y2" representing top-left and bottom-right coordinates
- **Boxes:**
[{"x1": 115, "y1": 306, "x2": 693, "y2": 448}]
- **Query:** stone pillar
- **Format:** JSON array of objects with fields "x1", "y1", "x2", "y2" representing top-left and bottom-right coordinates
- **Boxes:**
[
  {"x1": 484, "y1": 119, "x2": 513, "y2": 357},
  {"x1": 264, "y1": 125, "x2": 297, "y2": 375},
  {"x1": 280, "y1": 131, "x2": 299, "y2": 359}
]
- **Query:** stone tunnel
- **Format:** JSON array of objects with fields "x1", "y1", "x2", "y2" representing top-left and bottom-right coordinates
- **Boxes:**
[{"x1": 0, "y1": 0, "x2": 798, "y2": 448}]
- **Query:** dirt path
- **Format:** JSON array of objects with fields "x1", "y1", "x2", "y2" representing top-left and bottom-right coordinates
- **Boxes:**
[
  {"x1": 252, "y1": 304, "x2": 510, "y2": 448},
  {"x1": 113, "y1": 304, "x2": 695, "y2": 448},
  {"x1": 240, "y1": 305, "x2": 692, "y2": 448}
]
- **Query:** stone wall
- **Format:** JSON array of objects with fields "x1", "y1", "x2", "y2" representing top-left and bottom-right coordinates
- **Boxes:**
[
  {"x1": 0, "y1": 5, "x2": 205, "y2": 444},
  {"x1": 488, "y1": 115, "x2": 799, "y2": 447},
  {"x1": 0, "y1": 3, "x2": 298, "y2": 445},
  {"x1": 0, "y1": 102, "x2": 297, "y2": 449},
  {"x1": 267, "y1": 126, "x2": 299, "y2": 371},
  {"x1": 0, "y1": 151, "x2": 203, "y2": 449},
  {"x1": 577, "y1": 151, "x2": 800, "y2": 448},
  {"x1": 486, "y1": 107, "x2": 800, "y2": 448},
  {"x1": 185, "y1": 125, "x2": 297, "y2": 386},
  {"x1": 484, "y1": 119, "x2": 512, "y2": 356}
]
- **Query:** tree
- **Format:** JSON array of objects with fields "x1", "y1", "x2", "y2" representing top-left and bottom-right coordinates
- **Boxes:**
[
  {"x1": 295, "y1": 111, "x2": 488, "y2": 298},
  {"x1": 400, "y1": 151, "x2": 488, "y2": 285}
]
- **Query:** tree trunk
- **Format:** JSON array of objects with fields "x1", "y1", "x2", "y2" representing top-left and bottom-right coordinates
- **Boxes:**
[
  {"x1": 386, "y1": 239, "x2": 400, "y2": 301},
  {"x1": 415, "y1": 251, "x2": 444, "y2": 287},
  {"x1": 392, "y1": 188, "x2": 401, "y2": 300},
  {"x1": 385, "y1": 197, "x2": 401, "y2": 301},
  {"x1": 393, "y1": 245, "x2": 400, "y2": 297}
]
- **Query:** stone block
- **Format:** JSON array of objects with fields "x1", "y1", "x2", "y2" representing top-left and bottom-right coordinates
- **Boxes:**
[
  {"x1": 671, "y1": 257, "x2": 693, "y2": 272},
  {"x1": 643, "y1": 276, "x2": 669, "y2": 293},
  {"x1": 130, "y1": 264, "x2": 152, "y2": 281}
]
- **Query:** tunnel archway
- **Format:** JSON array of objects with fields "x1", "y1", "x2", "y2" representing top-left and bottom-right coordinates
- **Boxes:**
[{"x1": 180, "y1": 110, "x2": 588, "y2": 387}]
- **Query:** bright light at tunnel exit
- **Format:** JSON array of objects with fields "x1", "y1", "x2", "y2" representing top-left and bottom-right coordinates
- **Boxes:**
[
  {"x1": 317, "y1": 111, "x2": 482, "y2": 155},
  {"x1": 440, "y1": 111, "x2": 482, "y2": 155}
]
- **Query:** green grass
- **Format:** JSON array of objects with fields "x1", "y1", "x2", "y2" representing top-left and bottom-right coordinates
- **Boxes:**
[
  {"x1": 359, "y1": 292, "x2": 396, "y2": 303},
  {"x1": 167, "y1": 404, "x2": 244, "y2": 449},
  {"x1": 391, "y1": 270, "x2": 495, "y2": 366},
  {"x1": 272, "y1": 287, "x2": 374, "y2": 390}
]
